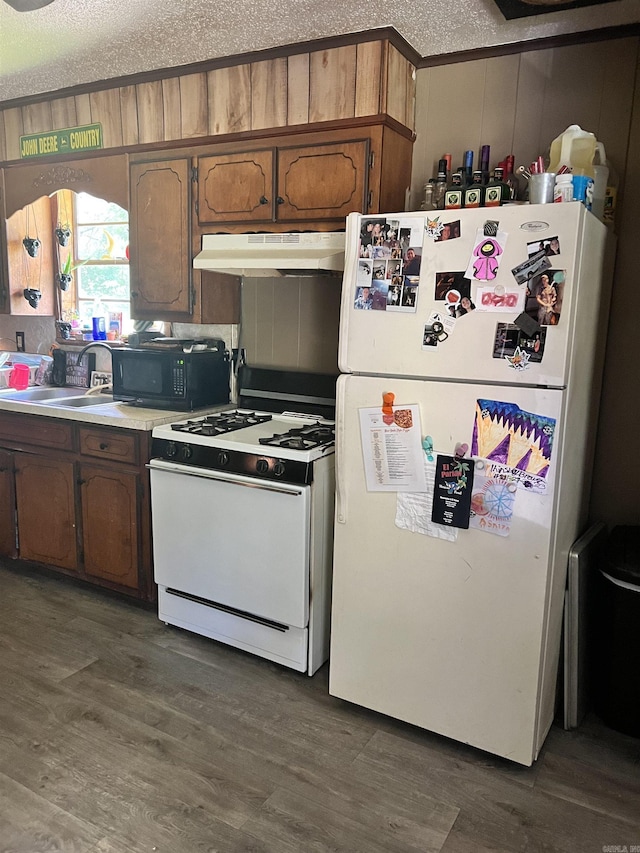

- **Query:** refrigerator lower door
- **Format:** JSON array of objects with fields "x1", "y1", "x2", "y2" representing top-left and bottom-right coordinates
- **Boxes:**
[{"x1": 330, "y1": 374, "x2": 566, "y2": 766}]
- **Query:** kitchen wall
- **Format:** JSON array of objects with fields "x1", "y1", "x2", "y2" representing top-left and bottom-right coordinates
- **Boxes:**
[
  {"x1": 241, "y1": 276, "x2": 341, "y2": 374},
  {"x1": 0, "y1": 314, "x2": 56, "y2": 355},
  {"x1": 409, "y1": 34, "x2": 640, "y2": 528}
]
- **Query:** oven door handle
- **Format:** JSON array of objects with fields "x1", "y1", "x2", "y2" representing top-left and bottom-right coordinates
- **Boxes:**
[{"x1": 147, "y1": 459, "x2": 305, "y2": 496}]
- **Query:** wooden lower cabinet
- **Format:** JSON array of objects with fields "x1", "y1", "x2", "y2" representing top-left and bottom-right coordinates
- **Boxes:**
[
  {"x1": 0, "y1": 412, "x2": 154, "y2": 601},
  {"x1": 80, "y1": 463, "x2": 140, "y2": 589},
  {"x1": 0, "y1": 448, "x2": 16, "y2": 558},
  {"x1": 15, "y1": 452, "x2": 78, "y2": 571}
]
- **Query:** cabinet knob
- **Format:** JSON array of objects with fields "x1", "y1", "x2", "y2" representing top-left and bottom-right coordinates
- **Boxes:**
[
  {"x1": 77, "y1": 478, "x2": 86, "y2": 486},
  {"x1": 259, "y1": 196, "x2": 269, "y2": 205},
  {"x1": 99, "y1": 443, "x2": 108, "y2": 450},
  {"x1": 276, "y1": 196, "x2": 284, "y2": 205},
  {"x1": 130, "y1": 291, "x2": 139, "y2": 298}
]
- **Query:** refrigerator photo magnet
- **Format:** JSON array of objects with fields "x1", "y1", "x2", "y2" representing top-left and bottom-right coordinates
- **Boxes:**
[
  {"x1": 523, "y1": 270, "x2": 566, "y2": 326},
  {"x1": 431, "y1": 454, "x2": 474, "y2": 528},
  {"x1": 359, "y1": 404, "x2": 427, "y2": 492}
]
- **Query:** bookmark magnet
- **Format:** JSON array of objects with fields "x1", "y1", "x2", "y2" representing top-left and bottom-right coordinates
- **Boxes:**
[
  {"x1": 382, "y1": 392, "x2": 395, "y2": 424},
  {"x1": 422, "y1": 435, "x2": 434, "y2": 462}
]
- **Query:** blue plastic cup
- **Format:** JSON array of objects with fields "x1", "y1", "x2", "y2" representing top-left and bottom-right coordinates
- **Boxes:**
[{"x1": 572, "y1": 175, "x2": 594, "y2": 208}]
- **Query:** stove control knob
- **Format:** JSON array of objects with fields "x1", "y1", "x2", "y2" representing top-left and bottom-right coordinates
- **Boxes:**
[
  {"x1": 217, "y1": 451, "x2": 229, "y2": 467},
  {"x1": 165, "y1": 441, "x2": 177, "y2": 459},
  {"x1": 274, "y1": 461, "x2": 286, "y2": 478},
  {"x1": 180, "y1": 444, "x2": 193, "y2": 461},
  {"x1": 256, "y1": 458, "x2": 269, "y2": 475}
]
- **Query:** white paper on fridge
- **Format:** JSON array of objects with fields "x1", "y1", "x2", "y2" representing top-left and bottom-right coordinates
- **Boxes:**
[{"x1": 359, "y1": 405, "x2": 427, "y2": 492}]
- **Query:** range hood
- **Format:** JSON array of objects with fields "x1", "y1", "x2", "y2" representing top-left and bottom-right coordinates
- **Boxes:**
[{"x1": 193, "y1": 232, "x2": 345, "y2": 277}]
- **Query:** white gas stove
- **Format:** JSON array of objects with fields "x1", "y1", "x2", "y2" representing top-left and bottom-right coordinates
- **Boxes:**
[{"x1": 149, "y1": 371, "x2": 336, "y2": 675}]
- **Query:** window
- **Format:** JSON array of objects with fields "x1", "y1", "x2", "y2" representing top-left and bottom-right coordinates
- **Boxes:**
[{"x1": 73, "y1": 192, "x2": 131, "y2": 334}]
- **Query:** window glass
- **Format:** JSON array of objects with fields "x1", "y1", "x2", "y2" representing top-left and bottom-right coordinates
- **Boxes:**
[{"x1": 74, "y1": 192, "x2": 132, "y2": 334}]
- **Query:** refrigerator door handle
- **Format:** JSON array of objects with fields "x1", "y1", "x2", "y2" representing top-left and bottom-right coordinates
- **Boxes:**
[{"x1": 335, "y1": 377, "x2": 348, "y2": 524}]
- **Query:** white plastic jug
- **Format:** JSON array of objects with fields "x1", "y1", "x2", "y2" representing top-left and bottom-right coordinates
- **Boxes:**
[
  {"x1": 591, "y1": 142, "x2": 609, "y2": 222},
  {"x1": 548, "y1": 125, "x2": 597, "y2": 177}
]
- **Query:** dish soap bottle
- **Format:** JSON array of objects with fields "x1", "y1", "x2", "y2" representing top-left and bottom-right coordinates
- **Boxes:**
[{"x1": 91, "y1": 299, "x2": 108, "y2": 341}]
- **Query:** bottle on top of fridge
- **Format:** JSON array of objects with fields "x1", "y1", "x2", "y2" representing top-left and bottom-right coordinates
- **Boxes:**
[
  {"x1": 484, "y1": 167, "x2": 509, "y2": 207},
  {"x1": 444, "y1": 172, "x2": 465, "y2": 209},
  {"x1": 479, "y1": 145, "x2": 491, "y2": 182},
  {"x1": 548, "y1": 124, "x2": 597, "y2": 177},
  {"x1": 503, "y1": 155, "x2": 520, "y2": 201},
  {"x1": 442, "y1": 153, "x2": 452, "y2": 182},
  {"x1": 433, "y1": 159, "x2": 448, "y2": 209},
  {"x1": 420, "y1": 179, "x2": 437, "y2": 211},
  {"x1": 463, "y1": 150, "x2": 474, "y2": 185},
  {"x1": 464, "y1": 171, "x2": 485, "y2": 208}
]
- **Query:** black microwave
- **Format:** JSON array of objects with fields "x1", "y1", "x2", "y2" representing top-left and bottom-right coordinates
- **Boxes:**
[{"x1": 112, "y1": 342, "x2": 230, "y2": 410}]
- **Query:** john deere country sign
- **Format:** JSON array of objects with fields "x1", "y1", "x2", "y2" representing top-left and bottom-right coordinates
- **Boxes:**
[{"x1": 20, "y1": 123, "x2": 103, "y2": 159}]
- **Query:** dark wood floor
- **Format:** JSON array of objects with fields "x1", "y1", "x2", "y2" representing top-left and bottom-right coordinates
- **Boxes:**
[{"x1": 1, "y1": 562, "x2": 639, "y2": 853}]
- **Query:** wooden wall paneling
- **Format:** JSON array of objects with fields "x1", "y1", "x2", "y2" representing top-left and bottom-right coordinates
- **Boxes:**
[
  {"x1": 74, "y1": 93, "x2": 92, "y2": 126},
  {"x1": 119, "y1": 85, "x2": 139, "y2": 147},
  {"x1": 50, "y1": 97, "x2": 77, "y2": 130},
  {"x1": 309, "y1": 46, "x2": 357, "y2": 123},
  {"x1": 590, "y1": 49, "x2": 640, "y2": 528},
  {"x1": 586, "y1": 37, "x2": 637, "y2": 193},
  {"x1": 354, "y1": 41, "x2": 382, "y2": 118},
  {"x1": 251, "y1": 58, "x2": 287, "y2": 131},
  {"x1": 162, "y1": 77, "x2": 182, "y2": 141},
  {"x1": 386, "y1": 45, "x2": 411, "y2": 128},
  {"x1": 89, "y1": 88, "x2": 123, "y2": 149},
  {"x1": 207, "y1": 65, "x2": 251, "y2": 136},
  {"x1": 22, "y1": 102, "x2": 52, "y2": 136},
  {"x1": 297, "y1": 276, "x2": 340, "y2": 373},
  {"x1": 287, "y1": 53, "x2": 310, "y2": 126},
  {"x1": 511, "y1": 49, "x2": 554, "y2": 172},
  {"x1": 136, "y1": 81, "x2": 164, "y2": 144},
  {"x1": 179, "y1": 72, "x2": 208, "y2": 139},
  {"x1": 543, "y1": 43, "x2": 609, "y2": 146},
  {"x1": 0, "y1": 113, "x2": 6, "y2": 162},
  {"x1": 478, "y1": 54, "x2": 520, "y2": 168},
  {"x1": 7, "y1": 195, "x2": 55, "y2": 316},
  {"x1": 3, "y1": 108, "x2": 24, "y2": 161}
]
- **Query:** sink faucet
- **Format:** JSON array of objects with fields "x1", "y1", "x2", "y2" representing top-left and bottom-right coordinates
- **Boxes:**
[
  {"x1": 77, "y1": 341, "x2": 113, "y2": 364},
  {"x1": 76, "y1": 342, "x2": 114, "y2": 395}
]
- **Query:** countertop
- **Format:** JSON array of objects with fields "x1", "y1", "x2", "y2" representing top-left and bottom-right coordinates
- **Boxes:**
[{"x1": 0, "y1": 391, "x2": 229, "y2": 431}]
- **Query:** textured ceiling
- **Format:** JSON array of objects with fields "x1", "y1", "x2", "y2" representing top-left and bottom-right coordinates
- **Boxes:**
[{"x1": 0, "y1": 0, "x2": 639, "y2": 102}]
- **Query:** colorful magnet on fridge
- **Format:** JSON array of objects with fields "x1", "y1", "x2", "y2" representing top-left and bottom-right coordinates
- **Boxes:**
[
  {"x1": 425, "y1": 216, "x2": 445, "y2": 240},
  {"x1": 454, "y1": 442, "x2": 469, "y2": 459},
  {"x1": 473, "y1": 238, "x2": 503, "y2": 281},
  {"x1": 422, "y1": 435, "x2": 434, "y2": 462},
  {"x1": 505, "y1": 346, "x2": 531, "y2": 371},
  {"x1": 483, "y1": 220, "x2": 499, "y2": 237},
  {"x1": 382, "y1": 392, "x2": 395, "y2": 424}
]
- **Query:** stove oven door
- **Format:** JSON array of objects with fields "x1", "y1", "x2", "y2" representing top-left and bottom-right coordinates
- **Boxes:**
[{"x1": 149, "y1": 459, "x2": 310, "y2": 629}]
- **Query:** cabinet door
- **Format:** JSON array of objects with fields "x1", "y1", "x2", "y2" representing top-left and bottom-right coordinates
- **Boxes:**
[
  {"x1": 129, "y1": 159, "x2": 192, "y2": 319},
  {"x1": 15, "y1": 453, "x2": 77, "y2": 570},
  {"x1": 276, "y1": 140, "x2": 369, "y2": 221},
  {"x1": 0, "y1": 449, "x2": 16, "y2": 558},
  {"x1": 197, "y1": 150, "x2": 274, "y2": 224},
  {"x1": 80, "y1": 463, "x2": 139, "y2": 590}
]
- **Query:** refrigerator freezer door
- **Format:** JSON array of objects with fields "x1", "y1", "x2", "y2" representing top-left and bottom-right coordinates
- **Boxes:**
[
  {"x1": 330, "y1": 373, "x2": 566, "y2": 766},
  {"x1": 339, "y1": 204, "x2": 608, "y2": 388}
]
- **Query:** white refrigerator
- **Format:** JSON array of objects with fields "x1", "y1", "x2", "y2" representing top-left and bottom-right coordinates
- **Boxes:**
[{"x1": 329, "y1": 203, "x2": 615, "y2": 765}]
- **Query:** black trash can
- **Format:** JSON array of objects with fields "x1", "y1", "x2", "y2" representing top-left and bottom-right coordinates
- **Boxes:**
[{"x1": 595, "y1": 525, "x2": 640, "y2": 737}]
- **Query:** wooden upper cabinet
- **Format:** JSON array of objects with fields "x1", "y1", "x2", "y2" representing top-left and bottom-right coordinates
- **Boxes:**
[
  {"x1": 196, "y1": 139, "x2": 371, "y2": 226},
  {"x1": 129, "y1": 158, "x2": 192, "y2": 319},
  {"x1": 276, "y1": 140, "x2": 369, "y2": 221},
  {"x1": 198, "y1": 150, "x2": 274, "y2": 223}
]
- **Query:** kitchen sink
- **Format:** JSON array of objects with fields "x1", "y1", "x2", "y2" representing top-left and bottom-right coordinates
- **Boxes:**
[
  {"x1": 0, "y1": 386, "x2": 87, "y2": 402},
  {"x1": 41, "y1": 394, "x2": 115, "y2": 408}
]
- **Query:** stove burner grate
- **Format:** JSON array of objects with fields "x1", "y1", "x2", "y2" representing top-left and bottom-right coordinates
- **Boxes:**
[
  {"x1": 171, "y1": 411, "x2": 272, "y2": 435},
  {"x1": 259, "y1": 422, "x2": 335, "y2": 450}
]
